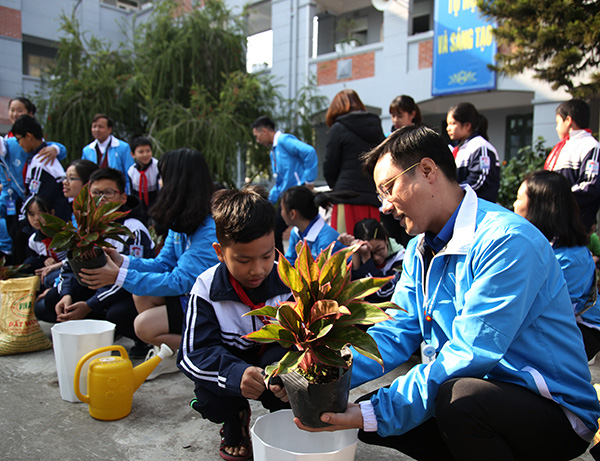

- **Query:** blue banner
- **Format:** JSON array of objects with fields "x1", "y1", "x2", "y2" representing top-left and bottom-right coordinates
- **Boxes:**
[{"x1": 432, "y1": 0, "x2": 496, "y2": 96}]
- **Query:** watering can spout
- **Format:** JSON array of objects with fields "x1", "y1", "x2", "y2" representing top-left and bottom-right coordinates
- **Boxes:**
[{"x1": 132, "y1": 344, "x2": 174, "y2": 390}]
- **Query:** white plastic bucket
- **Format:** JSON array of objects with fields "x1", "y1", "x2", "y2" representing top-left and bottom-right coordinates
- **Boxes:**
[
  {"x1": 51, "y1": 320, "x2": 115, "y2": 402},
  {"x1": 251, "y1": 409, "x2": 358, "y2": 461}
]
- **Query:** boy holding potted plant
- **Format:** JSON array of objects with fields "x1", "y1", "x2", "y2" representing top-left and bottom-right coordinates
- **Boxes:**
[
  {"x1": 179, "y1": 186, "x2": 290, "y2": 461},
  {"x1": 35, "y1": 168, "x2": 154, "y2": 354}
]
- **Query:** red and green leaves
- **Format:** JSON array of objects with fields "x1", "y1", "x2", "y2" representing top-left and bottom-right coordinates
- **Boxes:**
[
  {"x1": 244, "y1": 240, "x2": 401, "y2": 381},
  {"x1": 39, "y1": 184, "x2": 134, "y2": 261}
]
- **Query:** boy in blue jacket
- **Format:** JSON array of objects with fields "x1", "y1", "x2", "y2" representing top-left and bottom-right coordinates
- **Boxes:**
[
  {"x1": 179, "y1": 186, "x2": 290, "y2": 461},
  {"x1": 296, "y1": 125, "x2": 600, "y2": 460}
]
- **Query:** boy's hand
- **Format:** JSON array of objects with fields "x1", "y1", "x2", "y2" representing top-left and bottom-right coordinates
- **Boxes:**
[
  {"x1": 55, "y1": 294, "x2": 73, "y2": 316},
  {"x1": 240, "y1": 366, "x2": 266, "y2": 399},
  {"x1": 269, "y1": 382, "x2": 289, "y2": 403},
  {"x1": 57, "y1": 301, "x2": 91, "y2": 322}
]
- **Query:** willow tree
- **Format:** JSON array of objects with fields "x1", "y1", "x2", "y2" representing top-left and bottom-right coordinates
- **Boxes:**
[{"x1": 39, "y1": 0, "x2": 280, "y2": 185}]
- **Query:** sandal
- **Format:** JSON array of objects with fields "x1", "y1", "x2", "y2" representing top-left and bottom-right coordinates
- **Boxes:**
[{"x1": 219, "y1": 407, "x2": 252, "y2": 461}]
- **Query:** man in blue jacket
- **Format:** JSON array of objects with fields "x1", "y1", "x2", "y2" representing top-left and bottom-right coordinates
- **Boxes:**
[
  {"x1": 252, "y1": 116, "x2": 318, "y2": 252},
  {"x1": 296, "y1": 125, "x2": 600, "y2": 460},
  {"x1": 82, "y1": 114, "x2": 133, "y2": 193}
]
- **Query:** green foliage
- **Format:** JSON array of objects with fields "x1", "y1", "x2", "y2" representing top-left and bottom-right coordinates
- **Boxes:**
[
  {"x1": 0, "y1": 258, "x2": 29, "y2": 281},
  {"x1": 497, "y1": 137, "x2": 548, "y2": 209},
  {"x1": 478, "y1": 0, "x2": 600, "y2": 97},
  {"x1": 37, "y1": 0, "x2": 291, "y2": 186},
  {"x1": 244, "y1": 241, "x2": 402, "y2": 381},
  {"x1": 39, "y1": 185, "x2": 133, "y2": 260}
]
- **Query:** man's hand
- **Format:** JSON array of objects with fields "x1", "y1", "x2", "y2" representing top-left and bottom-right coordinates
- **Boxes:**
[
  {"x1": 240, "y1": 366, "x2": 267, "y2": 399},
  {"x1": 79, "y1": 252, "x2": 120, "y2": 289},
  {"x1": 294, "y1": 403, "x2": 363, "y2": 432},
  {"x1": 37, "y1": 145, "x2": 59, "y2": 165}
]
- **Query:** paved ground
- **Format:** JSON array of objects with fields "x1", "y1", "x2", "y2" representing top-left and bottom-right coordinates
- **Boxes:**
[{"x1": 1, "y1": 321, "x2": 598, "y2": 460}]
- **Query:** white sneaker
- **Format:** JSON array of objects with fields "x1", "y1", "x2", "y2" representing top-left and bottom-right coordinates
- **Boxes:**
[{"x1": 146, "y1": 346, "x2": 180, "y2": 380}]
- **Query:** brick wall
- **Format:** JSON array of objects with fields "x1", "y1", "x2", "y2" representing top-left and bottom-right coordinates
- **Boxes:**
[
  {"x1": 317, "y1": 51, "x2": 375, "y2": 86},
  {"x1": 0, "y1": 6, "x2": 21, "y2": 40},
  {"x1": 418, "y1": 39, "x2": 433, "y2": 69}
]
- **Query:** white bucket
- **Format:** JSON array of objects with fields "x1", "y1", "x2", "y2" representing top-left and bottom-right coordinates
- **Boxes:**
[
  {"x1": 251, "y1": 410, "x2": 358, "y2": 461},
  {"x1": 51, "y1": 320, "x2": 115, "y2": 402}
]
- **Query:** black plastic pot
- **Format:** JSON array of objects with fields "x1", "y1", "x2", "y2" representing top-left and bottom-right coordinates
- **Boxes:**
[
  {"x1": 67, "y1": 248, "x2": 107, "y2": 287},
  {"x1": 280, "y1": 352, "x2": 353, "y2": 428}
]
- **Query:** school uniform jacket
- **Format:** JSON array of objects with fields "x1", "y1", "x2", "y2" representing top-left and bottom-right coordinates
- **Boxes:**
[
  {"x1": 0, "y1": 137, "x2": 66, "y2": 217},
  {"x1": 352, "y1": 186, "x2": 600, "y2": 441},
  {"x1": 82, "y1": 135, "x2": 134, "y2": 194},
  {"x1": 179, "y1": 262, "x2": 291, "y2": 396},
  {"x1": 57, "y1": 198, "x2": 155, "y2": 315},
  {"x1": 548, "y1": 130, "x2": 600, "y2": 230},
  {"x1": 268, "y1": 132, "x2": 318, "y2": 203},
  {"x1": 453, "y1": 134, "x2": 500, "y2": 202},
  {"x1": 352, "y1": 247, "x2": 405, "y2": 303},
  {"x1": 116, "y1": 215, "x2": 219, "y2": 297},
  {"x1": 553, "y1": 245, "x2": 600, "y2": 332},
  {"x1": 285, "y1": 215, "x2": 345, "y2": 266}
]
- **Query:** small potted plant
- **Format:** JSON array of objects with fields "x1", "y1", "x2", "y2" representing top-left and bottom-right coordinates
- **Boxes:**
[
  {"x1": 244, "y1": 241, "x2": 401, "y2": 427},
  {"x1": 38, "y1": 184, "x2": 133, "y2": 286},
  {"x1": 0, "y1": 257, "x2": 29, "y2": 280}
]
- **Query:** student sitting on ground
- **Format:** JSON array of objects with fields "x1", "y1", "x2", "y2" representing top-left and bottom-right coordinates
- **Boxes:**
[
  {"x1": 179, "y1": 186, "x2": 290, "y2": 461},
  {"x1": 338, "y1": 218, "x2": 405, "y2": 303},
  {"x1": 280, "y1": 185, "x2": 345, "y2": 265},
  {"x1": 34, "y1": 168, "x2": 155, "y2": 358},
  {"x1": 514, "y1": 170, "x2": 600, "y2": 360}
]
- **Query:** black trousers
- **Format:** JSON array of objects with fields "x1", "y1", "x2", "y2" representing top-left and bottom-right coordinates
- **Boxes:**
[
  {"x1": 35, "y1": 286, "x2": 140, "y2": 341},
  {"x1": 579, "y1": 322, "x2": 600, "y2": 361},
  {"x1": 357, "y1": 377, "x2": 589, "y2": 461},
  {"x1": 190, "y1": 345, "x2": 290, "y2": 445}
]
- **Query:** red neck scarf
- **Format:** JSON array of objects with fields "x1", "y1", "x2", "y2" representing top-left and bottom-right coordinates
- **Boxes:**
[
  {"x1": 544, "y1": 129, "x2": 592, "y2": 170},
  {"x1": 138, "y1": 170, "x2": 149, "y2": 206},
  {"x1": 228, "y1": 272, "x2": 269, "y2": 325}
]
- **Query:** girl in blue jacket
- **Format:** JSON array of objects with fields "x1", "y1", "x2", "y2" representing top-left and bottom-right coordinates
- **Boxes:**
[
  {"x1": 80, "y1": 148, "x2": 219, "y2": 378},
  {"x1": 514, "y1": 169, "x2": 600, "y2": 359},
  {"x1": 280, "y1": 185, "x2": 345, "y2": 265}
]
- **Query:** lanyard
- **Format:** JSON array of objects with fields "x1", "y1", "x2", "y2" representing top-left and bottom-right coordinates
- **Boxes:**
[{"x1": 422, "y1": 253, "x2": 451, "y2": 344}]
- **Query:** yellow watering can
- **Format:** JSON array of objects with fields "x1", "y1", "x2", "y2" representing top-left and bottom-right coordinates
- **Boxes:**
[{"x1": 74, "y1": 343, "x2": 173, "y2": 420}]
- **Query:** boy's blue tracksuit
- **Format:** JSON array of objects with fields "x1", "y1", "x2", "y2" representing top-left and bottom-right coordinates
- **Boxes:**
[
  {"x1": 116, "y1": 216, "x2": 219, "y2": 297},
  {"x1": 285, "y1": 215, "x2": 345, "y2": 266},
  {"x1": 351, "y1": 186, "x2": 600, "y2": 442},
  {"x1": 268, "y1": 132, "x2": 318, "y2": 203}
]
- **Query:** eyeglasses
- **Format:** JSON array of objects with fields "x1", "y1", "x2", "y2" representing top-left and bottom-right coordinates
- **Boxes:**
[
  {"x1": 90, "y1": 189, "x2": 119, "y2": 199},
  {"x1": 371, "y1": 245, "x2": 388, "y2": 259},
  {"x1": 376, "y1": 162, "x2": 420, "y2": 203},
  {"x1": 63, "y1": 176, "x2": 81, "y2": 183}
]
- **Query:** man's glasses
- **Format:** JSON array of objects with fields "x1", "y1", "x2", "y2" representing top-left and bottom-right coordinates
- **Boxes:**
[
  {"x1": 376, "y1": 162, "x2": 420, "y2": 203},
  {"x1": 90, "y1": 189, "x2": 119, "y2": 199}
]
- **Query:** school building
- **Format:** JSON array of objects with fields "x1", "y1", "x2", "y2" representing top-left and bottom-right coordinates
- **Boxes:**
[{"x1": 1, "y1": 0, "x2": 598, "y2": 166}]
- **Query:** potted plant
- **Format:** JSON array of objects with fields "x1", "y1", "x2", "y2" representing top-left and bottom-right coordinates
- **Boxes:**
[
  {"x1": 0, "y1": 257, "x2": 29, "y2": 280},
  {"x1": 38, "y1": 184, "x2": 133, "y2": 287},
  {"x1": 335, "y1": 17, "x2": 362, "y2": 54},
  {"x1": 244, "y1": 241, "x2": 402, "y2": 427}
]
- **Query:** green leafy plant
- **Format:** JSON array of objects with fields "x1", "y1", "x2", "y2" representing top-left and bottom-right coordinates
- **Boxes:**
[
  {"x1": 497, "y1": 136, "x2": 548, "y2": 209},
  {"x1": 0, "y1": 258, "x2": 29, "y2": 281},
  {"x1": 38, "y1": 185, "x2": 133, "y2": 261},
  {"x1": 244, "y1": 241, "x2": 402, "y2": 383}
]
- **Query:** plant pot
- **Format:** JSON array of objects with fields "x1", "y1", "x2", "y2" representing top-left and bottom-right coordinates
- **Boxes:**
[
  {"x1": 67, "y1": 248, "x2": 107, "y2": 287},
  {"x1": 280, "y1": 351, "x2": 353, "y2": 428}
]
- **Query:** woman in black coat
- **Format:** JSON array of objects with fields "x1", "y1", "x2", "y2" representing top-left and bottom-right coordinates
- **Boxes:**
[{"x1": 324, "y1": 89, "x2": 385, "y2": 233}]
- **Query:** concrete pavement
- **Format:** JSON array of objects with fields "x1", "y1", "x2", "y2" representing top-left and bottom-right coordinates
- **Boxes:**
[{"x1": 0, "y1": 321, "x2": 597, "y2": 460}]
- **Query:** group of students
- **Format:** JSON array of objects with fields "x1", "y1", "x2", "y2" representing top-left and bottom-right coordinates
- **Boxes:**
[{"x1": 5, "y1": 92, "x2": 600, "y2": 460}]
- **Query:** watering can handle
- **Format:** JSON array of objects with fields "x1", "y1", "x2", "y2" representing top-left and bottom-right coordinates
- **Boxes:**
[{"x1": 73, "y1": 345, "x2": 128, "y2": 403}]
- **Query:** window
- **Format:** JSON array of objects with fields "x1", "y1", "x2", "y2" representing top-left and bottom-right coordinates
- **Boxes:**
[
  {"x1": 22, "y1": 37, "x2": 57, "y2": 78},
  {"x1": 246, "y1": 0, "x2": 272, "y2": 72},
  {"x1": 505, "y1": 114, "x2": 533, "y2": 160},
  {"x1": 410, "y1": 0, "x2": 433, "y2": 35}
]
